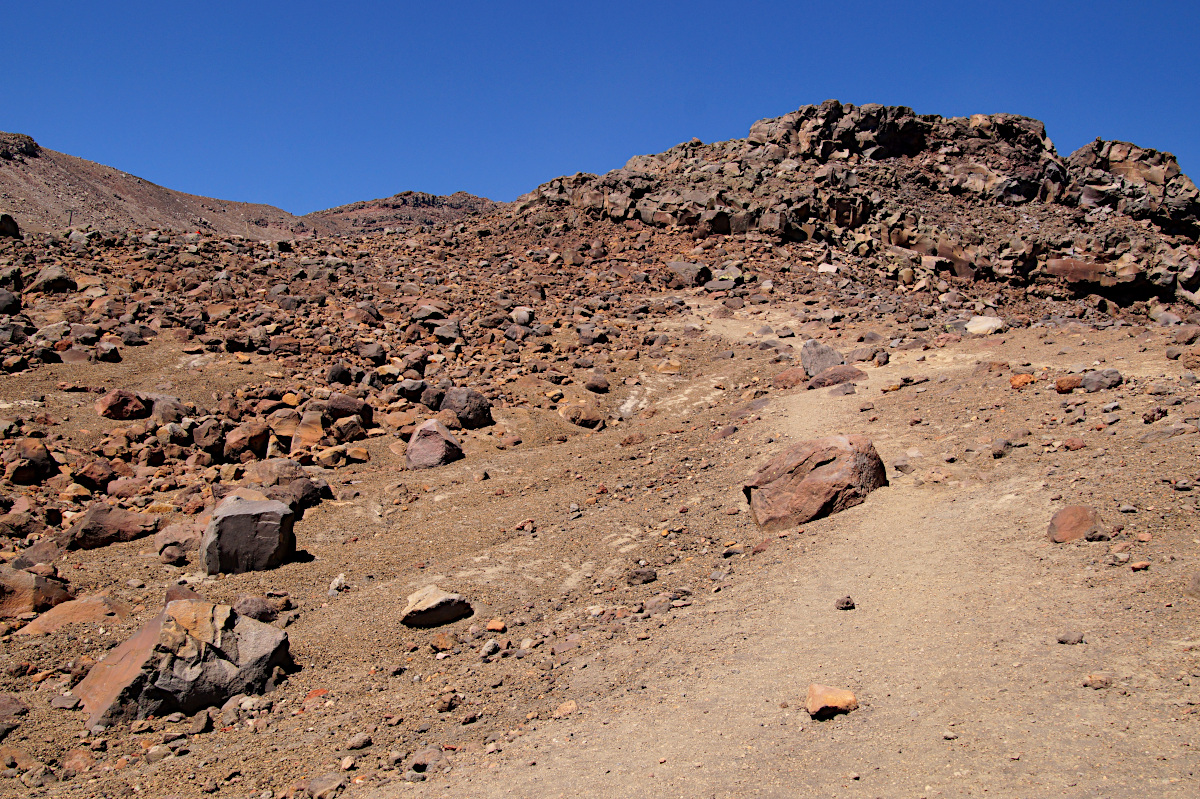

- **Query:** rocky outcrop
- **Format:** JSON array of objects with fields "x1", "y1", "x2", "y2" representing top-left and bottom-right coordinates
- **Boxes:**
[{"x1": 513, "y1": 100, "x2": 1200, "y2": 302}]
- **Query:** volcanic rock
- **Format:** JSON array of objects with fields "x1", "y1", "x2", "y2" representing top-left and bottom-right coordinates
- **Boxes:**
[
  {"x1": 60, "y1": 504, "x2": 158, "y2": 550},
  {"x1": 200, "y1": 497, "x2": 296, "y2": 575},
  {"x1": 405, "y1": 419, "x2": 464, "y2": 469},
  {"x1": 0, "y1": 564, "x2": 73, "y2": 618},
  {"x1": 743, "y1": 435, "x2": 887, "y2": 531},
  {"x1": 1047, "y1": 506, "x2": 1108, "y2": 543},
  {"x1": 73, "y1": 598, "x2": 292, "y2": 728},
  {"x1": 401, "y1": 585, "x2": 473, "y2": 627}
]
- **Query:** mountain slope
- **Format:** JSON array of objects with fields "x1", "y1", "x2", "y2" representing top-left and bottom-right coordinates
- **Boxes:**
[{"x1": 0, "y1": 132, "x2": 498, "y2": 240}]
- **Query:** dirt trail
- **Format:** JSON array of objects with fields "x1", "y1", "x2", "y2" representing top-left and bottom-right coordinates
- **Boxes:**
[{"x1": 377, "y1": 365, "x2": 1200, "y2": 798}]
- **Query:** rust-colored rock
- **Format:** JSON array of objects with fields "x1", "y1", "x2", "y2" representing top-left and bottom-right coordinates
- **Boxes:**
[
  {"x1": 1047, "y1": 505, "x2": 1107, "y2": 543},
  {"x1": 15, "y1": 594, "x2": 129, "y2": 635},
  {"x1": 743, "y1": 435, "x2": 887, "y2": 531},
  {"x1": 1055, "y1": 375, "x2": 1084, "y2": 393},
  {"x1": 59, "y1": 504, "x2": 158, "y2": 550},
  {"x1": 772, "y1": 366, "x2": 809, "y2": 389},
  {"x1": 95, "y1": 389, "x2": 149, "y2": 420},
  {"x1": 806, "y1": 364, "x2": 866, "y2": 389},
  {"x1": 805, "y1": 683, "x2": 858, "y2": 719},
  {"x1": 0, "y1": 564, "x2": 73, "y2": 619}
]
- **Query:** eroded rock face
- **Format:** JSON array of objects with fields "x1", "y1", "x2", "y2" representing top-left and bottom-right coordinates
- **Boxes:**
[
  {"x1": 73, "y1": 599, "x2": 292, "y2": 728},
  {"x1": 200, "y1": 497, "x2": 296, "y2": 575},
  {"x1": 743, "y1": 435, "x2": 888, "y2": 531}
]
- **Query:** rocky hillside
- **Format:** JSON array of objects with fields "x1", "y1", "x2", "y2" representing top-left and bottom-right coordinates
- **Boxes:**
[
  {"x1": 305, "y1": 190, "x2": 503, "y2": 235},
  {"x1": 518, "y1": 100, "x2": 1200, "y2": 303},
  {"x1": 0, "y1": 133, "x2": 497, "y2": 241},
  {"x1": 0, "y1": 101, "x2": 1198, "y2": 796}
]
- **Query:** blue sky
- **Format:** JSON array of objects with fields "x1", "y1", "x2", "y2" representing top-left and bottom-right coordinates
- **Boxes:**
[{"x1": 5, "y1": 1, "x2": 1197, "y2": 214}]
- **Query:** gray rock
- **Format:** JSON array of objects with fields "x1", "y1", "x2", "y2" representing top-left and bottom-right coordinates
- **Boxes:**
[
  {"x1": 72, "y1": 599, "x2": 292, "y2": 728},
  {"x1": 439, "y1": 387, "x2": 493, "y2": 428},
  {"x1": 29, "y1": 265, "x2": 76, "y2": 293},
  {"x1": 800, "y1": 339, "x2": 845, "y2": 377},
  {"x1": 401, "y1": 585, "x2": 473, "y2": 627},
  {"x1": 1082, "y1": 369, "x2": 1123, "y2": 392},
  {"x1": 200, "y1": 497, "x2": 296, "y2": 575}
]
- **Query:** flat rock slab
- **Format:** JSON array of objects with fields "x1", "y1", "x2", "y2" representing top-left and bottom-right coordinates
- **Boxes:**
[
  {"x1": 807, "y1": 364, "x2": 866, "y2": 389},
  {"x1": 59, "y1": 504, "x2": 158, "y2": 550},
  {"x1": 15, "y1": 595, "x2": 129, "y2": 636},
  {"x1": 743, "y1": 435, "x2": 887, "y2": 531},
  {"x1": 401, "y1": 585, "x2": 473, "y2": 628},
  {"x1": 0, "y1": 564, "x2": 73, "y2": 619}
]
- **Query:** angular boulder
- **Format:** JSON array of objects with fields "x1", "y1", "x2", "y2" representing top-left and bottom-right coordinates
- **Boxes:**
[
  {"x1": 2, "y1": 438, "x2": 59, "y2": 485},
  {"x1": 59, "y1": 504, "x2": 158, "y2": 550},
  {"x1": 401, "y1": 585, "x2": 473, "y2": 628},
  {"x1": 440, "y1": 387, "x2": 493, "y2": 428},
  {"x1": 405, "y1": 419, "x2": 464, "y2": 470},
  {"x1": 800, "y1": 340, "x2": 845, "y2": 377},
  {"x1": 73, "y1": 599, "x2": 292, "y2": 728},
  {"x1": 200, "y1": 497, "x2": 295, "y2": 575},
  {"x1": 743, "y1": 435, "x2": 888, "y2": 531},
  {"x1": 1082, "y1": 369, "x2": 1123, "y2": 392},
  {"x1": 95, "y1": 389, "x2": 150, "y2": 420},
  {"x1": 0, "y1": 564, "x2": 73, "y2": 619}
]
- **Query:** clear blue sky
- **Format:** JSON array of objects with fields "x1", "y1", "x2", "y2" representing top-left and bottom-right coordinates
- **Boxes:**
[{"x1": 6, "y1": 1, "x2": 1197, "y2": 215}]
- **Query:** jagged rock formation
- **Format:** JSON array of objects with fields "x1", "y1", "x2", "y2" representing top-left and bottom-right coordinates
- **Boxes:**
[
  {"x1": 514, "y1": 100, "x2": 1199, "y2": 302},
  {"x1": 304, "y1": 190, "x2": 503, "y2": 235}
]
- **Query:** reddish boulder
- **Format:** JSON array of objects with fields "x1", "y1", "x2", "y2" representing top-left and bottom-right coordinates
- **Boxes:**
[
  {"x1": 405, "y1": 419, "x2": 464, "y2": 469},
  {"x1": 0, "y1": 564, "x2": 73, "y2": 619},
  {"x1": 807, "y1": 364, "x2": 867, "y2": 389},
  {"x1": 3, "y1": 438, "x2": 59, "y2": 484},
  {"x1": 95, "y1": 389, "x2": 149, "y2": 420},
  {"x1": 1048, "y1": 505, "x2": 1108, "y2": 543},
  {"x1": 772, "y1": 366, "x2": 809, "y2": 389},
  {"x1": 59, "y1": 504, "x2": 158, "y2": 550},
  {"x1": 15, "y1": 594, "x2": 129, "y2": 636},
  {"x1": 743, "y1": 435, "x2": 887, "y2": 531}
]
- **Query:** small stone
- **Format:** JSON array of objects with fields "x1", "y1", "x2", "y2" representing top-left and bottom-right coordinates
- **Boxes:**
[
  {"x1": 345, "y1": 732, "x2": 372, "y2": 750},
  {"x1": 1056, "y1": 632, "x2": 1085, "y2": 645},
  {"x1": 805, "y1": 684, "x2": 857, "y2": 719},
  {"x1": 834, "y1": 596, "x2": 855, "y2": 610}
]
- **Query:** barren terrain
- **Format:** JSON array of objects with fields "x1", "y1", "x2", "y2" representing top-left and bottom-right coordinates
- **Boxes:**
[{"x1": 0, "y1": 101, "x2": 1197, "y2": 798}]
